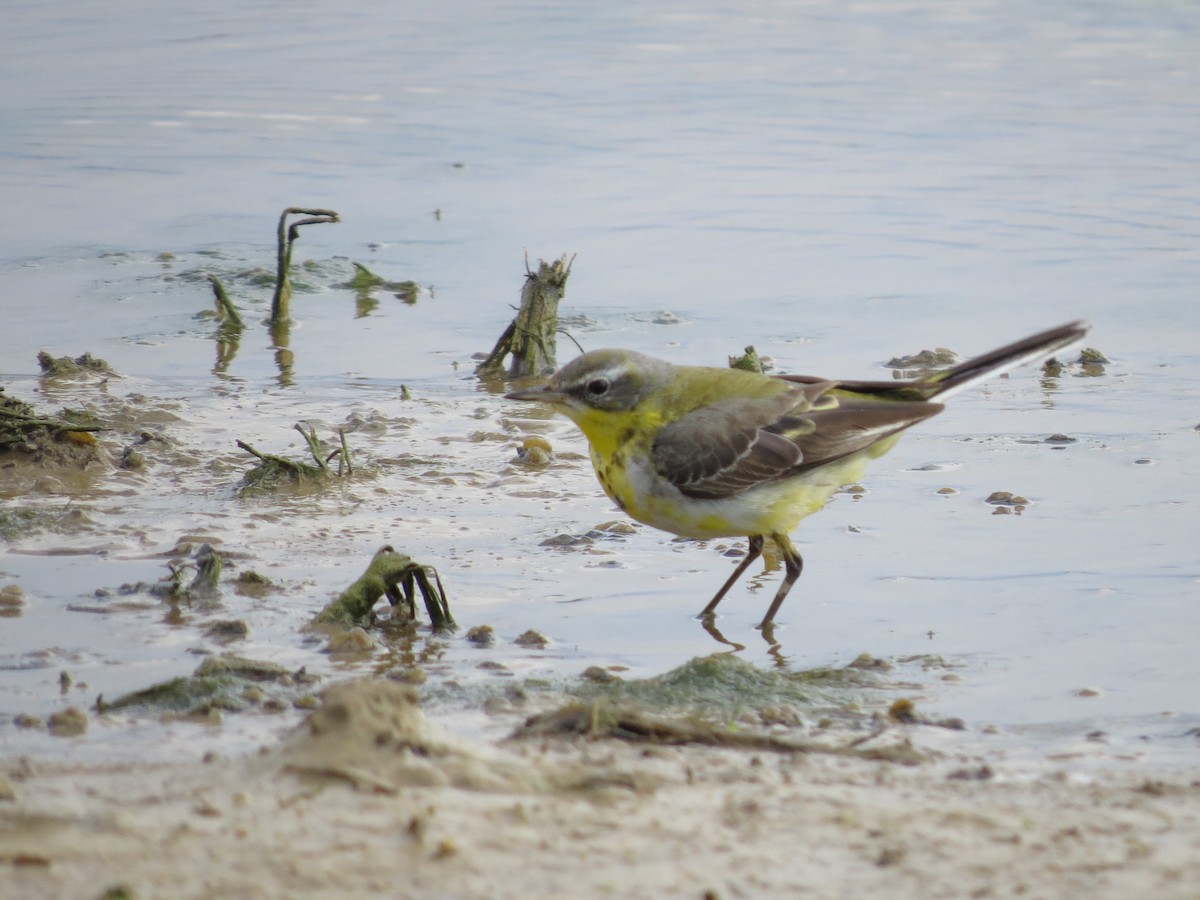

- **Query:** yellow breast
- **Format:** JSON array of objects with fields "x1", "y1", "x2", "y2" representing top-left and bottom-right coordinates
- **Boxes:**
[{"x1": 560, "y1": 373, "x2": 886, "y2": 541}]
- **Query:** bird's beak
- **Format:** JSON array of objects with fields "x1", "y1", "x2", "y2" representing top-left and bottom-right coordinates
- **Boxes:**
[{"x1": 505, "y1": 384, "x2": 565, "y2": 404}]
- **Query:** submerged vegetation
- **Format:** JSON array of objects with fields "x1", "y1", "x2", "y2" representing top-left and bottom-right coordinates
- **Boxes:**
[
  {"x1": 98, "y1": 654, "x2": 317, "y2": 721},
  {"x1": 237, "y1": 422, "x2": 353, "y2": 492},
  {"x1": 36, "y1": 352, "x2": 117, "y2": 379},
  {"x1": 568, "y1": 653, "x2": 886, "y2": 728},
  {"x1": 0, "y1": 386, "x2": 103, "y2": 451},
  {"x1": 492, "y1": 653, "x2": 946, "y2": 765},
  {"x1": 0, "y1": 376, "x2": 107, "y2": 500},
  {"x1": 341, "y1": 261, "x2": 421, "y2": 308}
]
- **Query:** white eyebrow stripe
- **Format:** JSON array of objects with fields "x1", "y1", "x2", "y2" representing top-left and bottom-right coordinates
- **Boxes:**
[{"x1": 567, "y1": 362, "x2": 630, "y2": 390}]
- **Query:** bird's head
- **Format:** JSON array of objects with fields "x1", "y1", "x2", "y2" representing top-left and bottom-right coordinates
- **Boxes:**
[{"x1": 505, "y1": 349, "x2": 672, "y2": 424}]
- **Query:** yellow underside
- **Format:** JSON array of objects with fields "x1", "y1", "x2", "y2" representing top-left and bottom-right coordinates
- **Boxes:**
[
  {"x1": 590, "y1": 433, "x2": 902, "y2": 541},
  {"x1": 560, "y1": 388, "x2": 904, "y2": 541},
  {"x1": 596, "y1": 453, "x2": 854, "y2": 539}
]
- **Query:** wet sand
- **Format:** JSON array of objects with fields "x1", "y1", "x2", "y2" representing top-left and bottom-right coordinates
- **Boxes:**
[{"x1": 3, "y1": 679, "x2": 1198, "y2": 899}]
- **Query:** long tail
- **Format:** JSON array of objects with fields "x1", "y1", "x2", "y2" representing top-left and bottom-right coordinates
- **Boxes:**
[
  {"x1": 787, "y1": 320, "x2": 1091, "y2": 402},
  {"x1": 924, "y1": 320, "x2": 1089, "y2": 399}
]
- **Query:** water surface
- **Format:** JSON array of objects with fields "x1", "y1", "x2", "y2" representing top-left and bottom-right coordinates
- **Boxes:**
[{"x1": 2, "y1": 0, "x2": 1197, "y2": 769}]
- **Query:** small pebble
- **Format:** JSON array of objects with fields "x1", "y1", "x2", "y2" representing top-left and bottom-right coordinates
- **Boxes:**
[
  {"x1": 326, "y1": 627, "x2": 376, "y2": 653},
  {"x1": 47, "y1": 707, "x2": 88, "y2": 737},
  {"x1": 0, "y1": 585, "x2": 25, "y2": 610},
  {"x1": 466, "y1": 624, "x2": 495, "y2": 646},
  {"x1": 514, "y1": 629, "x2": 549, "y2": 649},
  {"x1": 592, "y1": 520, "x2": 637, "y2": 535},
  {"x1": 516, "y1": 436, "x2": 554, "y2": 467},
  {"x1": 387, "y1": 668, "x2": 427, "y2": 685}
]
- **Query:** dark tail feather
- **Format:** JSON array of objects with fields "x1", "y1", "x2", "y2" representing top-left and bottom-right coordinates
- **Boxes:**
[{"x1": 926, "y1": 320, "x2": 1089, "y2": 399}]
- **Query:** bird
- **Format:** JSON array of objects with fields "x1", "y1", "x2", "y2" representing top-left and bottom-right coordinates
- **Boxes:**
[{"x1": 505, "y1": 320, "x2": 1088, "y2": 630}]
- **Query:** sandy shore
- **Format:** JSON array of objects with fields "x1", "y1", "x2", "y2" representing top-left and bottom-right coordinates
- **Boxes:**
[{"x1": 2, "y1": 679, "x2": 1198, "y2": 900}]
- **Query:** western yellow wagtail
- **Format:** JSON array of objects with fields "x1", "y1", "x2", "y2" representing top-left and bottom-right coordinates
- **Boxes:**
[{"x1": 506, "y1": 320, "x2": 1088, "y2": 629}]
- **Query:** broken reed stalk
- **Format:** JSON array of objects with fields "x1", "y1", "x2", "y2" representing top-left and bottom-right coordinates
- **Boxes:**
[
  {"x1": 335, "y1": 430, "x2": 352, "y2": 477},
  {"x1": 476, "y1": 253, "x2": 574, "y2": 380},
  {"x1": 269, "y1": 207, "x2": 341, "y2": 324},
  {"x1": 0, "y1": 403, "x2": 103, "y2": 450},
  {"x1": 294, "y1": 422, "x2": 330, "y2": 474},
  {"x1": 235, "y1": 439, "x2": 312, "y2": 476},
  {"x1": 207, "y1": 275, "x2": 244, "y2": 330},
  {"x1": 0, "y1": 407, "x2": 102, "y2": 432}
]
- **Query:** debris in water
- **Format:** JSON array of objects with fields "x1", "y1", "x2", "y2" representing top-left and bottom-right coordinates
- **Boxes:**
[
  {"x1": 727, "y1": 345, "x2": 764, "y2": 373},
  {"x1": 36, "y1": 351, "x2": 116, "y2": 378},
  {"x1": 46, "y1": 707, "x2": 88, "y2": 737},
  {"x1": 237, "y1": 422, "x2": 353, "y2": 492},
  {"x1": 476, "y1": 253, "x2": 574, "y2": 380},
  {"x1": 270, "y1": 207, "x2": 341, "y2": 324},
  {"x1": 312, "y1": 544, "x2": 455, "y2": 632},
  {"x1": 886, "y1": 347, "x2": 959, "y2": 379}
]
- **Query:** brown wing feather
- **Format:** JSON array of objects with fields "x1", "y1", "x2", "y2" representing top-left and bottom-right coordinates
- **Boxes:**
[
  {"x1": 786, "y1": 397, "x2": 942, "y2": 474},
  {"x1": 651, "y1": 383, "x2": 820, "y2": 499},
  {"x1": 652, "y1": 382, "x2": 942, "y2": 501}
]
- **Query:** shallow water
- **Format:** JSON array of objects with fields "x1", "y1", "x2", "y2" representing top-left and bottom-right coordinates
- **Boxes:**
[{"x1": 2, "y1": 0, "x2": 1198, "y2": 769}]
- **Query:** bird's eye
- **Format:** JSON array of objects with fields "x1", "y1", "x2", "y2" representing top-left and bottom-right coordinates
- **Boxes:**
[{"x1": 586, "y1": 378, "x2": 610, "y2": 397}]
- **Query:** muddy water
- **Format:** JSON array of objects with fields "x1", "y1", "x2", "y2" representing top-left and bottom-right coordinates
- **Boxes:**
[{"x1": 2, "y1": 1, "x2": 1198, "y2": 769}]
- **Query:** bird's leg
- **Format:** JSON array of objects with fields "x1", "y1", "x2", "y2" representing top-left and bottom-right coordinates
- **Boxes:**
[
  {"x1": 757, "y1": 533, "x2": 803, "y2": 629},
  {"x1": 698, "y1": 534, "x2": 765, "y2": 617}
]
